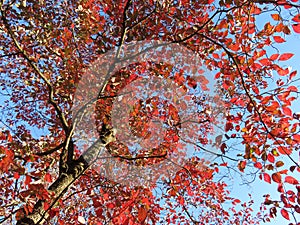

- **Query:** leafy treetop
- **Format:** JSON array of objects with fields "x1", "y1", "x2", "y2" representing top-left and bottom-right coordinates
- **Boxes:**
[{"x1": 0, "y1": 0, "x2": 300, "y2": 224}]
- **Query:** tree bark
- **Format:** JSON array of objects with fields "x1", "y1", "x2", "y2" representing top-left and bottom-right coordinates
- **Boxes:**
[{"x1": 16, "y1": 130, "x2": 116, "y2": 225}]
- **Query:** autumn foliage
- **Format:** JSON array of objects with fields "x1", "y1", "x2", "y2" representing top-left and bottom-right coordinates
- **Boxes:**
[{"x1": 0, "y1": 0, "x2": 300, "y2": 224}]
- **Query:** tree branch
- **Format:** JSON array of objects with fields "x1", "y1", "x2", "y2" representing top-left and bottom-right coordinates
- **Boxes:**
[
  {"x1": 16, "y1": 130, "x2": 116, "y2": 224},
  {"x1": 34, "y1": 143, "x2": 64, "y2": 156},
  {"x1": 1, "y1": 10, "x2": 69, "y2": 133},
  {"x1": 199, "y1": 33, "x2": 300, "y2": 168}
]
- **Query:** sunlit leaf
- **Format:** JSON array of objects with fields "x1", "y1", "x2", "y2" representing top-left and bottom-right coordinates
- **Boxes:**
[
  {"x1": 280, "y1": 209, "x2": 290, "y2": 220},
  {"x1": 278, "y1": 53, "x2": 294, "y2": 61}
]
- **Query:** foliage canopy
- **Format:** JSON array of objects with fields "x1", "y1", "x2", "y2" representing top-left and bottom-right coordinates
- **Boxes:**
[{"x1": 0, "y1": 0, "x2": 300, "y2": 224}]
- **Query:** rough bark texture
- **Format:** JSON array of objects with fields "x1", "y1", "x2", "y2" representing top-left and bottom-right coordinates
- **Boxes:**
[{"x1": 16, "y1": 130, "x2": 116, "y2": 225}]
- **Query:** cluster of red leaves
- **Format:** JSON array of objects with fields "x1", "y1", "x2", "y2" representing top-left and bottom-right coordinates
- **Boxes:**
[{"x1": 0, "y1": 0, "x2": 300, "y2": 224}]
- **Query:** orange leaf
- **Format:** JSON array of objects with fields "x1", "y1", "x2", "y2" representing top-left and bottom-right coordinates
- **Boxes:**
[
  {"x1": 271, "y1": 14, "x2": 280, "y2": 21},
  {"x1": 277, "y1": 67, "x2": 289, "y2": 76},
  {"x1": 271, "y1": 173, "x2": 282, "y2": 183},
  {"x1": 275, "y1": 161, "x2": 284, "y2": 167}
]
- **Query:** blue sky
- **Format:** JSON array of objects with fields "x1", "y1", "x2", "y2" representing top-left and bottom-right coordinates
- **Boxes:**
[
  {"x1": 201, "y1": 9, "x2": 300, "y2": 224},
  {"x1": 1, "y1": 3, "x2": 300, "y2": 224},
  {"x1": 227, "y1": 28, "x2": 300, "y2": 225}
]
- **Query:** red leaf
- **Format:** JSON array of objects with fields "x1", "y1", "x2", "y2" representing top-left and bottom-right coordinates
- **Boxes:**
[
  {"x1": 25, "y1": 175, "x2": 31, "y2": 186},
  {"x1": 288, "y1": 86, "x2": 298, "y2": 92},
  {"x1": 263, "y1": 173, "x2": 271, "y2": 184},
  {"x1": 178, "y1": 196, "x2": 185, "y2": 205},
  {"x1": 187, "y1": 76, "x2": 197, "y2": 89},
  {"x1": 215, "y1": 167, "x2": 219, "y2": 173},
  {"x1": 292, "y1": 24, "x2": 300, "y2": 33},
  {"x1": 267, "y1": 153, "x2": 275, "y2": 163},
  {"x1": 279, "y1": 169, "x2": 288, "y2": 175},
  {"x1": 270, "y1": 53, "x2": 279, "y2": 61},
  {"x1": 141, "y1": 197, "x2": 151, "y2": 206},
  {"x1": 45, "y1": 173, "x2": 52, "y2": 182},
  {"x1": 212, "y1": 53, "x2": 219, "y2": 59},
  {"x1": 272, "y1": 173, "x2": 282, "y2": 183},
  {"x1": 138, "y1": 207, "x2": 147, "y2": 222},
  {"x1": 14, "y1": 172, "x2": 20, "y2": 179},
  {"x1": 293, "y1": 134, "x2": 300, "y2": 142},
  {"x1": 254, "y1": 162, "x2": 262, "y2": 169},
  {"x1": 93, "y1": 198, "x2": 101, "y2": 208},
  {"x1": 215, "y1": 72, "x2": 221, "y2": 79},
  {"x1": 252, "y1": 86, "x2": 259, "y2": 95},
  {"x1": 289, "y1": 71, "x2": 297, "y2": 80},
  {"x1": 7, "y1": 133, "x2": 12, "y2": 142},
  {"x1": 259, "y1": 58, "x2": 271, "y2": 66},
  {"x1": 233, "y1": 199, "x2": 241, "y2": 205},
  {"x1": 277, "y1": 67, "x2": 289, "y2": 76},
  {"x1": 284, "y1": 176, "x2": 299, "y2": 185},
  {"x1": 282, "y1": 107, "x2": 292, "y2": 116},
  {"x1": 107, "y1": 203, "x2": 115, "y2": 209},
  {"x1": 43, "y1": 202, "x2": 50, "y2": 211},
  {"x1": 273, "y1": 36, "x2": 286, "y2": 43},
  {"x1": 280, "y1": 208, "x2": 290, "y2": 220},
  {"x1": 220, "y1": 143, "x2": 227, "y2": 154},
  {"x1": 95, "y1": 208, "x2": 103, "y2": 217},
  {"x1": 278, "y1": 53, "x2": 294, "y2": 61},
  {"x1": 0, "y1": 148, "x2": 14, "y2": 172},
  {"x1": 278, "y1": 146, "x2": 292, "y2": 155},
  {"x1": 238, "y1": 161, "x2": 246, "y2": 172},
  {"x1": 225, "y1": 122, "x2": 233, "y2": 132},
  {"x1": 292, "y1": 14, "x2": 300, "y2": 22}
]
